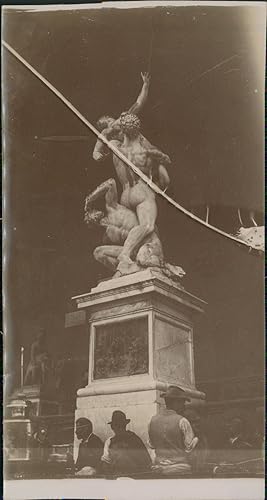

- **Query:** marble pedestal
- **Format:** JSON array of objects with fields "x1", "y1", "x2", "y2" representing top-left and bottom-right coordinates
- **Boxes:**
[{"x1": 72, "y1": 269, "x2": 206, "y2": 454}]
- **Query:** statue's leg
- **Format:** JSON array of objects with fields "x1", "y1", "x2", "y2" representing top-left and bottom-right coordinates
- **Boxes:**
[
  {"x1": 94, "y1": 245, "x2": 122, "y2": 271},
  {"x1": 118, "y1": 196, "x2": 157, "y2": 263},
  {"x1": 85, "y1": 178, "x2": 118, "y2": 210}
]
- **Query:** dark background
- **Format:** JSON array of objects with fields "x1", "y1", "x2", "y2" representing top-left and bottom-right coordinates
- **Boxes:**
[{"x1": 3, "y1": 5, "x2": 265, "y2": 396}]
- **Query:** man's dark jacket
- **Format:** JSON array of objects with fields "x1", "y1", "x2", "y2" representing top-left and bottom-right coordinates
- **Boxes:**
[
  {"x1": 76, "y1": 433, "x2": 103, "y2": 471},
  {"x1": 108, "y1": 430, "x2": 151, "y2": 475}
]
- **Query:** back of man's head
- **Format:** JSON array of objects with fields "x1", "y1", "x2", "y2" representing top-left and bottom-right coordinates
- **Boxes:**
[
  {"x1": 120, "y1": 113, "x2": 141, "y2": 138},
  {"x1": 76, "y1": 417, "x2": 93, "y2": 439},
  {"x1": 165, "y1": 397, "x2": 185, "y2": 414}
]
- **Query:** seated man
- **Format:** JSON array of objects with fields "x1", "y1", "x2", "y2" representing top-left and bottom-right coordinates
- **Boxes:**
[
  {"x1": 148, "y1": 386, "x2": 198, "y2": 476},
  {"x1": 101, "y1": 410, "x2": 152, "y2": 476},
  {"x1": 75, "y1": 418, "x2": 103, "y2": 476}
]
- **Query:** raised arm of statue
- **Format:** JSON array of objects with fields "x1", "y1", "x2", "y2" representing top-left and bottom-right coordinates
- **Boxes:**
[
  {"x1": 93, "y1": 73, "x2": 150, "y2": 162},
  {"x1": 128, "y1": 72, "x2": 151, "y2": 116}
]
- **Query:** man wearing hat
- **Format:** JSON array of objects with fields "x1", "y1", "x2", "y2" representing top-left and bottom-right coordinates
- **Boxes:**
[
  {"x1": 148, "y1": 386, "x2": 199, "y2": 475},
  {"x1": 75, "y1": 417, "x2": 103, "y2": 476},
  {"x1": 101, "y1": 410, "x2": 152, "y2": 476}
]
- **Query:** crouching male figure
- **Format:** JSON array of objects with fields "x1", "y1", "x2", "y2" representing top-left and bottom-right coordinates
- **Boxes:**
[
  {"x1": 75, "y1": 418, "x2": 103, "y2": 476},
  {"x1": 148, "y1": 386, "x2": 198, "y2": 475},
  {"x1": 101, "y1": 410, "x2": 152, "y2": 476}
]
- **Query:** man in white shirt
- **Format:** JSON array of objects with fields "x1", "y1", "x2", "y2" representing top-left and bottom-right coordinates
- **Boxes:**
[{"x1": 148, "y1": 386, "x2": 198, "y2": 475}]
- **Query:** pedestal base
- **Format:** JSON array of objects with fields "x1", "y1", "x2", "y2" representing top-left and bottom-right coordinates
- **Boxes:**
[
  {"x1": 76, "y1": 383, "x2": 204, "y2": 452},
  {"x1": 73, "y1": 269, "x2": 206, "y2": 454}
]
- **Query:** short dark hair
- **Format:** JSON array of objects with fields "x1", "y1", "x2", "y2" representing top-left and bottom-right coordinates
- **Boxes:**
[
  {"x1": 119, "y1": 113, "x2": 141, "y2": 137},
  {"x1": 76, "y1": 417, "x2": 92, "y2": 432}
]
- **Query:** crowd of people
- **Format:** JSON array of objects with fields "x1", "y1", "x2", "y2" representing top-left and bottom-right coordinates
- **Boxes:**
[
  {"x1": 10, "y1": 384, "x2": 261, "y2": 479},
  {"x1": 72, "y1": 386, "x2": 263, "y2": 478}
]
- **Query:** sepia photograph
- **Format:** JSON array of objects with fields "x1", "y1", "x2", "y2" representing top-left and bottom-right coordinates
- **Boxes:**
[{"x1": 2, "y1": 1, "x2": 265, "y2": 499}]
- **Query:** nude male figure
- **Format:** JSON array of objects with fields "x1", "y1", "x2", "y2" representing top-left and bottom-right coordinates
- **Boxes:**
[
  {"x1": 92, "y1": 72, "x2": 171, "y2": 271},
  {"x1": 107, "y1": 113, "x2": 171, "y2": 273},
  {"x1": 84, "y1": 178, "x2": 164, "y2": 274}
]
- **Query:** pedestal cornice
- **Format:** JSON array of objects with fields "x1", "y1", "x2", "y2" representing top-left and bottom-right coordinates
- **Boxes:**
[
  {"x1": 72, "y1": 269, "x2": 207, "y2": 314},
  {"x1": 77, "y1": 378, "x2": 205, "y2": 400}
]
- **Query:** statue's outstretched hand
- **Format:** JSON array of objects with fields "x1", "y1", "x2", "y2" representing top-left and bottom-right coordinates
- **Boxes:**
[
  {"x1": 148, "y1": 148, "x2": 171, "y2": 167},
  {"x1": 141, "y1": 72, "x2": 151, "y2": 85},
  {"x1": 93, "y1": 151, "x2": 106, "y2": 161}
]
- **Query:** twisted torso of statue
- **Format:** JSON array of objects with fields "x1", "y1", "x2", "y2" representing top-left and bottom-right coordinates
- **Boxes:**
[
  {"x1": 110, "y1": 135, "x2": 166, "y2": 272},
  {"x1": 113, "y1": 139, "x2": 156, "y2": 205}
]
